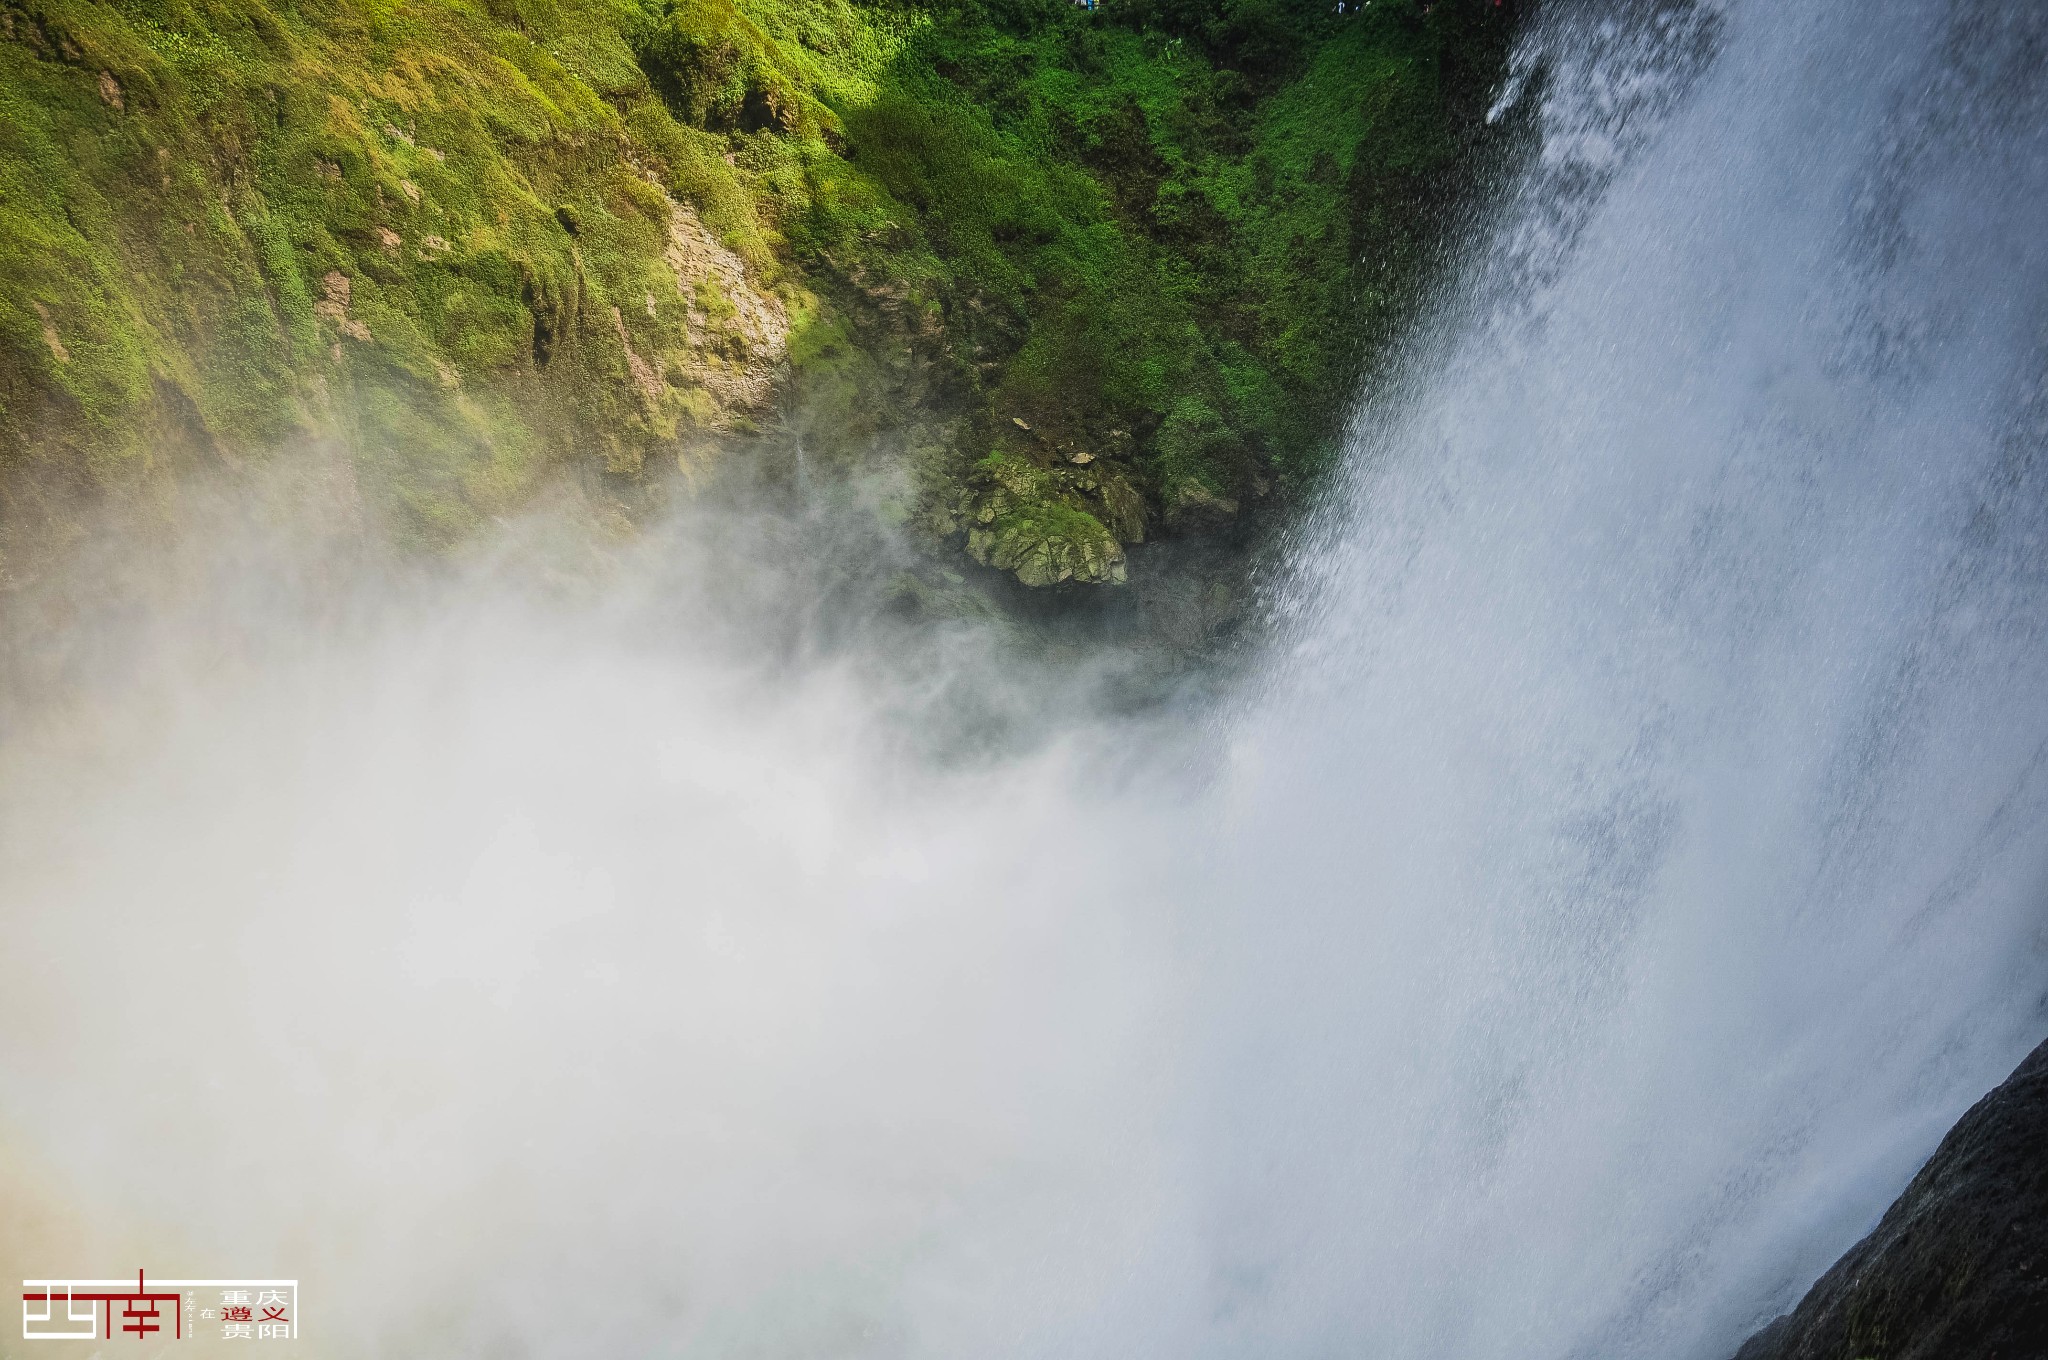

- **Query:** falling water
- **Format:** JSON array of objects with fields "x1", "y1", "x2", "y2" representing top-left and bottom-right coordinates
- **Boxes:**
[
  {"x1": 1185, "y1": 1, "x2": 2048, "y2": 1355},
  {"x1": 1, "y1": 2, "x2": 2045, "y2": 1358}
]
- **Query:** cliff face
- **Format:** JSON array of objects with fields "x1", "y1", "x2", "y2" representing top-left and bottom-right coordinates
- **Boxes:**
[
  {"x1": 1733, "y1": 1036, "x2": 2048, "y2": 1360},
  {"x1": 0, "y1": 0, "x2": 1510, "y2": 593}
]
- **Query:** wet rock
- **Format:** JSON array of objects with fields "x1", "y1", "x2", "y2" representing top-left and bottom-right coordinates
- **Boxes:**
[
  {"x1": 1163, "y1": 476, "x2": 1239, "y2": 534},
  {"x1": 964, "y1": 449, "x2": 1139, "y2": 584},
  {"x1": 968, "y1": 508, "x2": 1124, "y2": 586},
  {"x1": 1731, "y1": 1036, "x2": 2048, "y2": 1360}
]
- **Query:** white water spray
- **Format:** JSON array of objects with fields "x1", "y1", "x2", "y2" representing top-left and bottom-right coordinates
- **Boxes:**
[
  {"x1": 1186, "y1": 2, "x2": 2048, "y2": 1354},
  {"x1": 2, "y1": 2, "x2": 2044, "y2": 1358}
]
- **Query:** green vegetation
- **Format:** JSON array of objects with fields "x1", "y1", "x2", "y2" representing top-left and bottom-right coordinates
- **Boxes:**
[{"x1": 0, "y1": 0, "x2": 1510, "y2": 586}]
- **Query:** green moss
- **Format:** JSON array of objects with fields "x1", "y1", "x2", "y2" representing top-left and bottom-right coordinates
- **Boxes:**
[
  {"x1": 0, "y1": 0, "x2": 1510, "y2": 584},
  {"x1": 743, "y1": 0, "x2": 1509, "y2": 578},
  {"x1": 973, "y1": 498, "x2": 1123, "y2": 586},
  {"x1": 963, "y1": 445, "x2": 1137, "y2": 584}
]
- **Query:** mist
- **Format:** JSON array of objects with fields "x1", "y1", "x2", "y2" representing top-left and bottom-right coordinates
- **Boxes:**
[{"x1": 5, "y1": 1, "x2": 2048, "y2": 1358}]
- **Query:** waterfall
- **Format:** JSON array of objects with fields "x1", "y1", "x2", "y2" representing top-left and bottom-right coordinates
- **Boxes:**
[
  {"x1": 1191, "y1": 1, "x2": 2048, "y2": 1354},
  {"x1": 0, "y1": 2, "x2": 2043, "y2": 1358}
]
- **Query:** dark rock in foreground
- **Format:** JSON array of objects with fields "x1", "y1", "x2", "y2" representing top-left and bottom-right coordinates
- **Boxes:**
[{"x1": 1733, "y1": 1035, "x2": 2048, "y2": 1360}]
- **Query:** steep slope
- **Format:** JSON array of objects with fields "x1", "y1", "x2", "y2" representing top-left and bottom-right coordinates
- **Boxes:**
[{"x1": 0, "y1": 0, "x2": 1512, "y2": 590}]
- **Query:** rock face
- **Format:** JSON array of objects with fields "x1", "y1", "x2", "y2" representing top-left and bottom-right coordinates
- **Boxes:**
[
  {"x1": 0, "y1": 0, "x2": 1514, "y2": 594},
  {"x1": 646, "y1": 171, "x2": 788, "y2": 420},
  {"x1": 964, "y1": 448, "x2": 1136, "y2": 586},
  {"x1": 1732, "y1": 1036, "x2": 2048, "y2": 1360}
]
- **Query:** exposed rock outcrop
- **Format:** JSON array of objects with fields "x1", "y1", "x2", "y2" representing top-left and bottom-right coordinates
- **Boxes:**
[
  {"x1": 964, "y1": 448, "x2": 1132, "y2": 586},
  {"x1": 1732, "y1": 1036, "x2": 2048, "y2": 1360},
  {"x1": 643, "y1": 169, "x2": 788, "y2": 420}
]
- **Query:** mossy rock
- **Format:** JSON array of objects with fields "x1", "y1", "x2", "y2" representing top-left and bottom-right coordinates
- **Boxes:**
[
  {"x1": 634, "y1": 0, "x2": 804, "y2": 135},
  {"x1": 965, "y1": 446, "x2": 1137, "y2": 585},
  {"x1": 1163, "y1": 474, "x2": 1240, "y2": 534},
  {"x1": 0, "y1": 0, "x2": 1514, "y2": 591},
  {"x1": 969, "y1": 500, "x2": 1125, "y2": 587}
]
